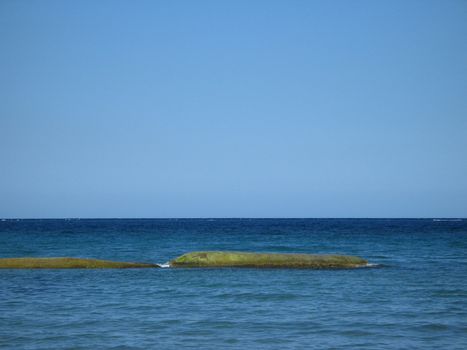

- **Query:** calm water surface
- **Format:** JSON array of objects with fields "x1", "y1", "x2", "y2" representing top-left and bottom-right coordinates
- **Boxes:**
[{"x1": 1, "y1": 219, "x2": 466, "y2": 349}]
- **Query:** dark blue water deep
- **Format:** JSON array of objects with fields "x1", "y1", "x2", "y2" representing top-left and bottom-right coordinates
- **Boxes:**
[{"x1": 1, "y1": 219, "x2": 466, "y2": 349}]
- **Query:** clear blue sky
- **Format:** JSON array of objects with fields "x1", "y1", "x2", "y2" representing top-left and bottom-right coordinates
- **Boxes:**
[{"x1": 1, "y1": 0, "x2": 466, "y2": 218}]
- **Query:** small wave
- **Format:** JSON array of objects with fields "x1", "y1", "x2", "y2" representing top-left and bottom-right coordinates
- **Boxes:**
[
  {"x1": 363, "y1": 263, "x2": 384, "y2": 268},
  {"x1": 157, "y1": 262, "x2": 171, "y2": 268}
]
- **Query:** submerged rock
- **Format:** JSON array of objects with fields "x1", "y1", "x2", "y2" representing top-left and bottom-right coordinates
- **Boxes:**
[
  {"x1": 170, "y1": 251, "x2": 367, "y2": 269},
  {"x1": 0, "y1": 257, "x2": 159, "y2": 269}
]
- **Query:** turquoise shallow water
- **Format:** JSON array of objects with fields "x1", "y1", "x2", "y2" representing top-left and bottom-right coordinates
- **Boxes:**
[{"x1": 1, "y1": 219, "x2": 466, "y2": 349}]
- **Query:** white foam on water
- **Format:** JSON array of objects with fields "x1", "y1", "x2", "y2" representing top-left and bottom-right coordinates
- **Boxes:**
[
  {"x1": 365, "y1": 263, "x2": 380, "y2": 268},
  {"x1": 157, "y1": 262, "x2": 171, "y2": 268}
]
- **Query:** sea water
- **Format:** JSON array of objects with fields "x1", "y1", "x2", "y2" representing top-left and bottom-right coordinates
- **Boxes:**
[{"x1": 0, "y1": 219, "x2": 466, "y2": 349}]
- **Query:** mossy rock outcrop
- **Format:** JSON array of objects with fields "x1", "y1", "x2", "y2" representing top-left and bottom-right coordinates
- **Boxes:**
[
  {"x1": 0, "y1": 257, "x2": 159, "y2": 269},
  {"x1": 170, "y1": 251, "x2": 367, "y2": 269}
]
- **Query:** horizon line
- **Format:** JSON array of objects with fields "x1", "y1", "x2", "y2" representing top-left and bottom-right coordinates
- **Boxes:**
[{"x1": 1, "y1": 217, "x2": 465, "y2": 220}]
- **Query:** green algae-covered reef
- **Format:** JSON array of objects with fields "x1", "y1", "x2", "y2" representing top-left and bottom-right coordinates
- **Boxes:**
[
  {"x1": 0, "y1": 252, "x2": 369, "y2": 269},
  {"x1": 170, "y1": 251, "x2": 367, "y2": 269},
  {"x1": 0, "y1": 257, "x2": 159, "y2": 269}
]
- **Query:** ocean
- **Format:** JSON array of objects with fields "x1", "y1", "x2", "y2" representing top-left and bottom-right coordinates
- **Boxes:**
[{"x1": 1, "y1": 219, "x2": 466, "y2": 349}]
